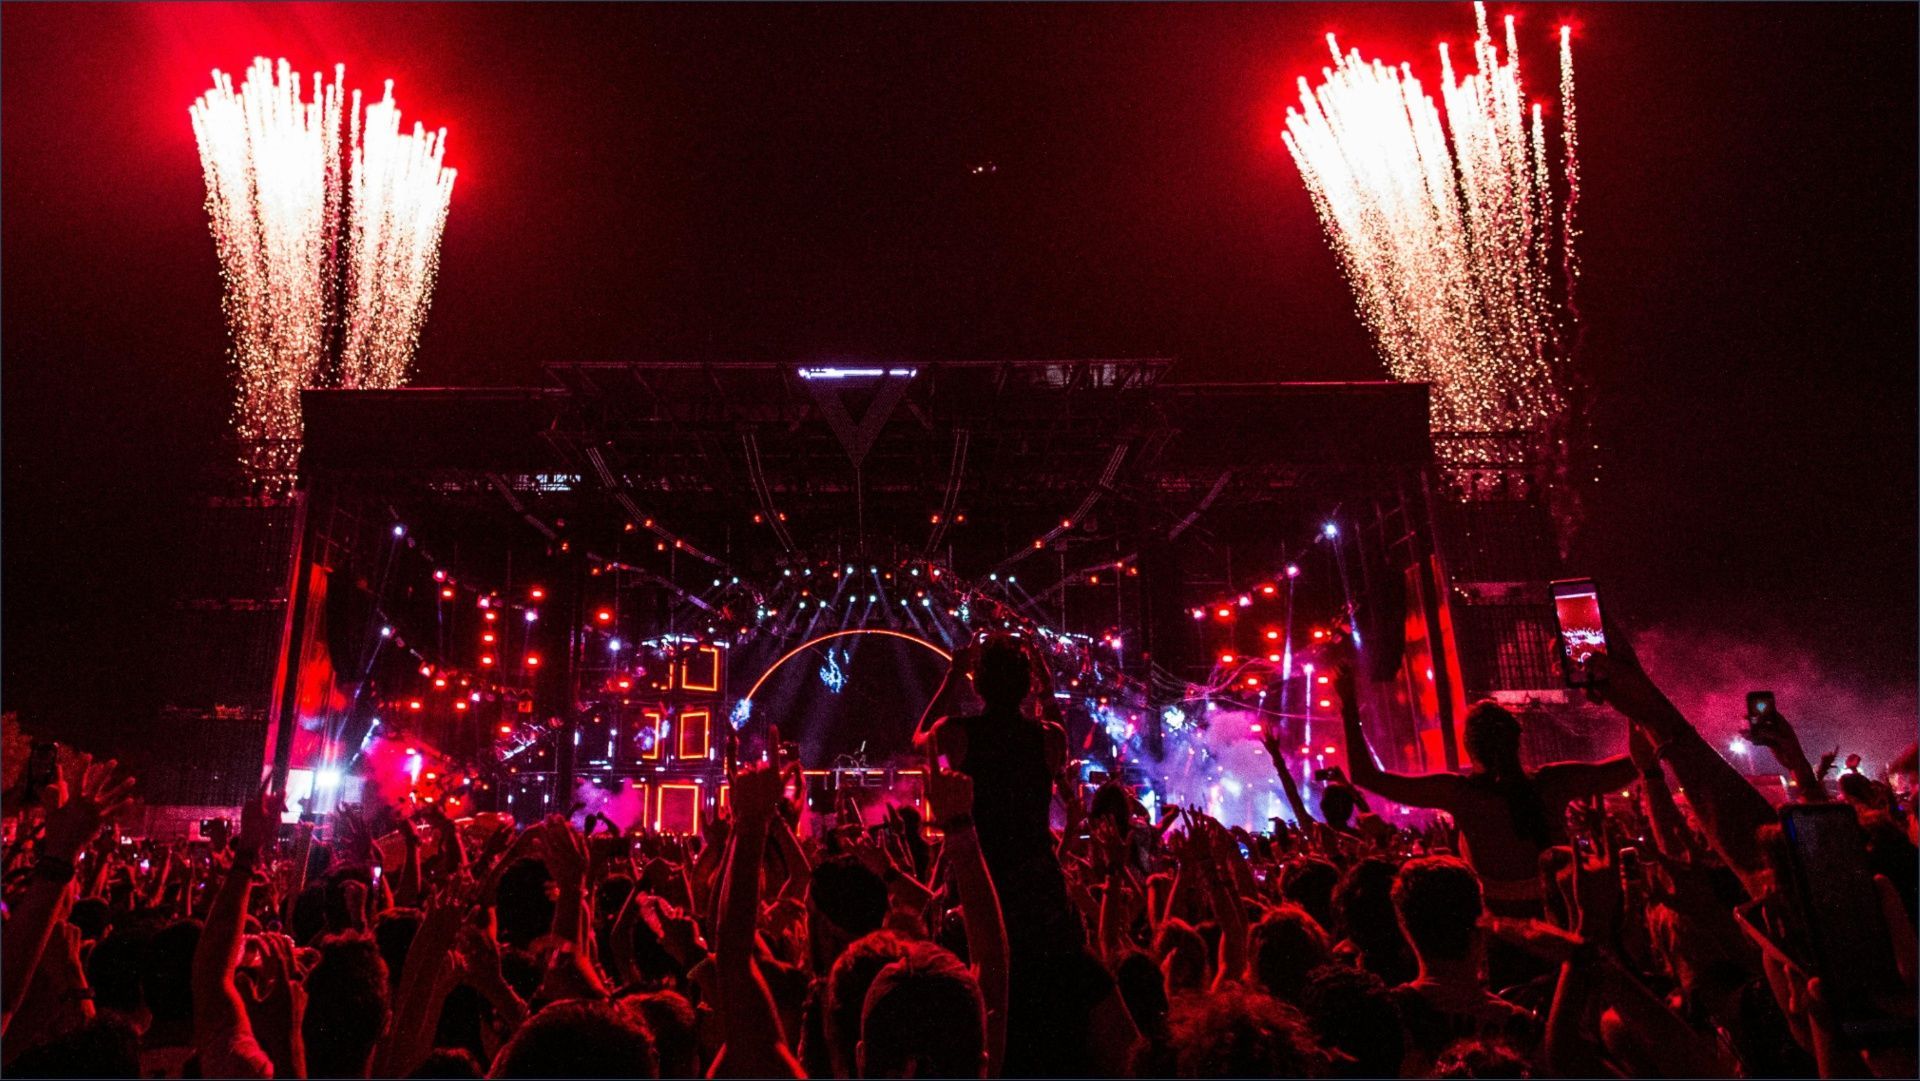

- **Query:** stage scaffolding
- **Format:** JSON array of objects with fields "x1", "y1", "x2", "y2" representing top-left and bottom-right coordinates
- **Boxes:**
[{"x1": 252, "y1": 362, "x2": 1476, "y2": 812}]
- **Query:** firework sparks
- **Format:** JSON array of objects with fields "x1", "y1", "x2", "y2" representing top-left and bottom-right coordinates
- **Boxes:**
[
  {"x1": 191, "y1": 59, "x2": 455, "y2": 490},
  {"x1": 1282, "y1": 3, "x2": 1579, "y2": 444}
]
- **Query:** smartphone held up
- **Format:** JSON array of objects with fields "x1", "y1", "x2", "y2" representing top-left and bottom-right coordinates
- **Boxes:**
[{"x1": 1550, "y1": 578, "x2": 1609, "y2": 687}]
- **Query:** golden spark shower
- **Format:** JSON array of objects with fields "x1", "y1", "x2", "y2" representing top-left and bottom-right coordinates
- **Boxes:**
[
  {"x1": 1282, "y1": 3, "x2": 1579, "y2": 449},
  {"x1": 191, "y1": 58, "x2": 456, "y2": 491}
]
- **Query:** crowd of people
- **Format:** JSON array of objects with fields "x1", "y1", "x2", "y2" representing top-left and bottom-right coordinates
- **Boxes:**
[{"x1": 2, "y1": 628, "x2": 1915, "y2": 1078}]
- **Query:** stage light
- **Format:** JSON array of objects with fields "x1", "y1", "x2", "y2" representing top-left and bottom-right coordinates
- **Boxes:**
[
  {"x1": 497, "y1": 724, "x2": 513, "y2": 736},
  {"x1": 484, "y1": 610, "x2": 498, "y2": 623},
  {"x1": 1286, "y1": 564, "x2": 1300, "y2": 578},
  {"x1": 1192, "y1": 608, "x2": 1206, "y2": 620},
  {"x1": 1260, "y1": 584, "x2": 1276, "y2": 595},
  {"x1": 595, "y1": 608, "x2": 613, "y2": 623},
  {"x1": 1061, "y1": 518, "x2": 1073, "y2": 529},
  {"x1": 1007, "y1": 576, "x2": 1016, "y2": 584},
  {"x1": 453, "y1": 701, "x2": 468, "y2": 711},
  {"x1": 433, "y1": 569, "x2": 448, "y2": 582},
  {"x1": 1303, "y1": 663, "x2": 1315, "y2": 675},
  {"x1": 433, "y1": 677, "x2": 447, "y2": 689},
  {"x1": 1729, "y1": 736, "x2": 1751, "y2": 756},
  {"x1": 316, "y1": 768, "x2": 343, "y2": 790},
  {"x1": 1268, "y1": 653, "x2": 1281, "y2": 662},
  {"x1": 1311, "y1": 629, "x2": 1327, "y2": 640},
  {"x1": 525, "y1": 654, "x2": 541, "y2": 667},
  {"x1": 419, "y1": 664, "x2": 433, "y2": 677},
  {"x1": 480, "y1": 655, "x2": 494, "y2": 666},
  {"x1": 1238, "y1": 595, "x2": 1252, "y2": 607},
  {"x1": 482, "y1": 632, "x2": 495, "y2": 644},
  {"x1": 1215, "y1": 607, "x2": 1232, "y2": 619},
  {"x1": 392, "y1": 524, "x2": 407, "y2": 537},
  {"x1": 1324, "y1": 745, "x2": 1336, "y2": 755},
  {"x1": 440, "y1": 587, "x2": 455, "y2": 599},
  {"x1": 1318, "y1": 699, "x2": 1332, "y2": 708},
  {"x1": 1265, "y1": 629, "x2": 1281, "y2": 640},
  {"x1": 478, "y1": 596, "x2": 490, "y2": 609},
  {"x1": 1317, "y1": 675, "x2": 1330, "y2": 684},
  {"x1": 525, "y1": 610, "x2": 539, "y2": 623},
  {"x1": 408, "y1": 699, "x2": 423, "y2": 711},
  {"x1": 1250, "y1": 723, "x2": 1263, "y2": 734},
  {"x1": 1245, "y1": 676, "x2": 1262, "y2": 688},
  {"x1": 1219, "y1": 652, "x2": 1236, "y2": 664},
  {"x1": 380, "y1": 625, "x2": 393, "y2": 638},
  {"x1": 609, "y1": 638, "x2": 623, "y2": 652}
]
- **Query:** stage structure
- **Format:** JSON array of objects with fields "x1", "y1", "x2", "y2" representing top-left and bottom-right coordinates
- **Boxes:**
[{"x1": 258, "y1": 360, "x2": 1526, "y2": 828}]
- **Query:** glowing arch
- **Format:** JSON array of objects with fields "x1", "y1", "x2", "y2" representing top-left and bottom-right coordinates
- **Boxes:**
[{"x1": 738, "y1": 628, "x2": 951, "y2": 708}]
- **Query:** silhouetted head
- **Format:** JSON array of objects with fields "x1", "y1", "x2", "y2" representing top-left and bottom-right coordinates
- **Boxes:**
[
  {"x1": 827, "y1": 930, "x2": 916, "y2": 1077},
  {"x1": 1165, "y1": 987, "x2": 1332, "y2": 1077},
  {"x1": 1249, "y1": 904, "x2": 1332, "y2": 1002},
  {"x1": 1320, "y1": 786, "x2": 1357, "y2": 830},
  {"x1": 620, "y1": 992, "x2": 698, "y2": 1080},
  {"x1": 1463, "y1": 702, "x2": 1524, "y2": 775},
  {"x1": 1300, "y1": 963, "x2": 1407, "y2": 1078},
  {"x1": 973, "y1": 637, "x2": 1032, "y2": 711},
  {"x1": 303, "y1": 932, "x2": 390, "y2": 1078},
  {"x1": 490, "y1": 1000, "x2": 658, "y2": 1078},
  {"x1": 858, "y1": 943, "x2": 987, "y2": 1078},
  {"x1": 1393, "y1": 856, "x2": 1485, "y2": 968}
]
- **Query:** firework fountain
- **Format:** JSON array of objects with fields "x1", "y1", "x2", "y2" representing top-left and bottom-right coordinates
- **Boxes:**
[
  {"x1": 191, "y1": 58, "x2": 456, "y2": 492},
  {"x1": 1282, "y1": 3, "x2": 1580, "y2": 462}
]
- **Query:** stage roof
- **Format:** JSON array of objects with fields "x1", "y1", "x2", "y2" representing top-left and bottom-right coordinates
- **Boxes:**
[{"x1": 302, "y1": 360, "x2": 1431, "y2": 576}]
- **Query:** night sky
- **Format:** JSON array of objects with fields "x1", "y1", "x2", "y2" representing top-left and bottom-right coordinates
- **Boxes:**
[{"x1": 4, "y1": 3, "x2": 1914, "y2": 757}]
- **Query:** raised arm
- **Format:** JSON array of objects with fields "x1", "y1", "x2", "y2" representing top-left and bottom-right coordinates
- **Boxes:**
[
  {"x1": 1629, "y1": 728, "x2": 1697, "y2": 861},
  {"x1": 1585, "y1": 632, "x2": 1777, "y2": 892},
  {"x1": 927, "y1": 768, "x2": 1009, "y2": 1076},
  {"x1": 1335, "y1": 664, "x2": 1464, "y2": 811},
  {"x1": 1534, "y1": 755, "x2": 1639, "y2": 804},
  {"x1": 1261, "y1": 730, "x2": 1316, "y2": 827},
  {"x1": 192, "y1": 784, "x2": 281, "y2": 1079},
  {"x1": 711, "y1": 761, "x2": 802, "y2": 1078},
  {"x1": 3, "y1": 754, "x2": 134, "y2": 1035},
  {"x1": 914, "y1": 643, "x2": 980, "y2": 749}
]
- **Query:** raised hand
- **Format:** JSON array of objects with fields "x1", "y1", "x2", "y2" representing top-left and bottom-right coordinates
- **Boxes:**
[
  {"x1": 925, "y1": 768, "x2": 974, "y2": 826},
  {"x1": 41, "y1": 754, "x2": 136, "y2": 862},
  {"x1": 235, "y1": 783, "x2": 285, "y2": 860},
  {"x1": 730, "y1": 761, "x2": 787, "y2": 828},
  {"x1": 538, "y1": 816, "x2": 588, "y2": 889}
]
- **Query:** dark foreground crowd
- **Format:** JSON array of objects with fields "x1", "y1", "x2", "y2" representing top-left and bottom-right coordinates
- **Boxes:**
[{"x1": 3, "y1": 630, "x2": 1915, "y2": 1078}]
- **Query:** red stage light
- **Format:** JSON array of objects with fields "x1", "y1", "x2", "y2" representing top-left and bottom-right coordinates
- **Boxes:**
[
  {"x1": 440, "y1": 586, "x2": 455, "y2": 599},
  {"x1": 1265, "y1": 629, "x2": 1280, "y2": 640},
  {"x1": 433, "y1": 569, "x2": 447, "y2": 582},
  {"x1": 530, "y1": 587, "x2": 546, "y2": 600},
  {"x1": 525, "y1": 654, "x2": 542, "y2": 667},
  {"x1": 498, "y1": 724, "x2": 513, "y2": 736},
  {"x1": 1318, "y1": 698, "x2": 1332, "y2": 708},
  {"x1": 1311, "y1": 629, "x2": 1327, "y2": 639},
  {"x1": 1316, "y1": 675, "x2": 1330, "y2": 684},
  {"x1": 1324, "y1": 745, "x2": 1336, "y2": 755},
  {"x1": 453, "y1": 701, "x2": 468, "y2": 711},
  {"x1": 1215, "y1": 607, "x2": 1232, "y2": 619},
  {"x1": 1250, "y1": 723, "x2": 1263, "y2": 734},
  {"x1": 482, "y1": 632, "x2": 495, "y2": 643},
  {"x1": 480, "y1": 655, "x2": 495, "y2": 666},
  {"x1": 1219, "y1": 652, "x2": 1236, "y2": 664},
  {"x1": 595, "y1": 608, "x2": 613, "y2": 623},
  {"x1": 433, "y1": 677, "x2": 446, "y2": 689},
  {"x1": 1267, "y1": 653, "x2": 1281, "y2": 662},
  {"x1": 1260, "y1": 584, "x2": 1276, "y2": 595},
  {"x1": 408, "y1": 699, "x2": 423, "y2": 711},
  {"x1": 484, "y1": 611, "x2": 498, "y2": 622},
  {"x1": 1245, "y1": 676, "x2": 1262, "y2": 688}
]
